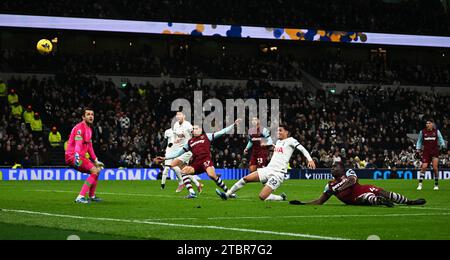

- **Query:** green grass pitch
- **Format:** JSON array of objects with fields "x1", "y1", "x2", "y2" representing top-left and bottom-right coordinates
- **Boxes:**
[{"x1": 0, "y1": 179, "x2": 449, "y2": 240}]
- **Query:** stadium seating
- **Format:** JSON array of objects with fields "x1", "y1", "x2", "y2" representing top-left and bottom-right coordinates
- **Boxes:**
[
  {"x1": 1, "y1": 75, "x2": 448, "y2": 169},
  {"x1": 1, "y1": 49, "x2": 449, "y2": 85}
]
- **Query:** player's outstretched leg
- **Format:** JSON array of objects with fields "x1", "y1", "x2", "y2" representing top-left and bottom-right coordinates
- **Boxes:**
[
  {"x1": 206, "y1": 167, "x2": 228, "y2": 192},
  {"x1": 259, "y1": 185, "x2": 286, "y2": 201},
  {"x1": 380, "y1": 190, "x2": 426, "y2": 206},
  {"x1": 357, "y1": 193, "x2": 394, "y2": 207},
  {"x1": 226, "y1": 178, "x2": 246, "y2": 196},
  {"x1": 217, "y1": 171, "x2": 260, "y2": 200}
]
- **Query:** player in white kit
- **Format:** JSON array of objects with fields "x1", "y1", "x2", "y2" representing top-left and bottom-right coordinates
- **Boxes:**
[
  {"x1": 169, "y1": 112, "x2": 203, "y2": 193},
  {"x1": 160, "y1": 128, "x2": 182, "y2": 189},
  {"x1": 217, "y1": 125, "x2": 316, "y2": 201}
]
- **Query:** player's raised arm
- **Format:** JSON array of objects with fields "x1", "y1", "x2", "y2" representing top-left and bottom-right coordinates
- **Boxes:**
[
  {"x1": 416, "y1": 130, "x2": 424, "y2": 151},
  {"x1": 207, "y1": 119, "x2": 242, "y2": 141},
  {"x1": 161, "y1": 143, "x2": 190, "y2": 161},
  {"x1": 244, "y1": 135, "x2": 253, "y2": 154},
  {"x1": 292, "y1": 140, "x2": 316, "y2": 169},
  {"x1": 261, "y1": 128, "x2": 274, "y2": 147}
]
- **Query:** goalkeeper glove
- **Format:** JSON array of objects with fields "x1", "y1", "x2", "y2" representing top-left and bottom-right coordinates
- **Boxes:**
[
  {"x1": 95, "y1": 159, "x2": 105, "y2": 169},
  {"x1": 74, "y1": 153, "x2": 81, "y2": 167}
]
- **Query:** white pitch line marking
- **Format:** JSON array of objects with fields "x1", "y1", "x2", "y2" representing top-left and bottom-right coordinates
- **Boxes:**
[
  {"x1": 143, "y1": 218, "x2": 199, "y2": 221},
  {"x1": 145, "y1": 213, "x2": 450, "y2": 222},
  {"x1": 403, "y1": 206, "x2": 450, "y2": 211},
  {"x1": 209, "y1": 213, "x2": 450, "y2": 220},
  {"x1": 30, "y1": 190, "x2": 450, "y2": 210},
  {"x1": 0, "y1": 208, "x2": 348, "y2": 240},
  {"x1": 30, "y1": 189, "x2": 256, "y2": 201}
]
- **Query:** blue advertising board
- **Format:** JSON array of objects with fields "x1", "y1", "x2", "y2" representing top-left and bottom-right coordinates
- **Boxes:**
[
  {"x1": 0, "y1": 168, "x2": 250, "y2": 181},
  {"x1": 294, "y1": 169, "x2": 450, "y2": 180},
  {"x1": 1, "y1": 168, "x2": 449, "y2": 181}
]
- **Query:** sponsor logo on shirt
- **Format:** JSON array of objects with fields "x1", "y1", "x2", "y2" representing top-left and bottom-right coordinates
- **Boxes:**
[
  {"x1": 191, "y1": 140, "x2": 206, "y2": 147},
  {"x1": 275, "y1": 147, "x2": 284, "y2": 153}
]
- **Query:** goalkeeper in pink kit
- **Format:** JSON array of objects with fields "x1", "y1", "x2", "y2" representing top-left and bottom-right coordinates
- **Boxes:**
[{"x1": 65, "y1": 108, "x2": 104, "y2": 204}]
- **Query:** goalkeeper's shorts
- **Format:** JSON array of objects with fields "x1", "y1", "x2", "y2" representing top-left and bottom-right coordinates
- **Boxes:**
[{"x1": 65, "y1": 155, "x2": 96, "y2": 174}]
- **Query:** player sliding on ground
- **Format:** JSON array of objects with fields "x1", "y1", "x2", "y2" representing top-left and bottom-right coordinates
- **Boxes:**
[
  {"x1": 217, "y1": 125, "x2": 316, "y2": 202},
  {"x1": 156, "y1": 119, "x2": 242, "y2": 199},
  {"x1": 291, "y1": 163, "x2": 426, "y2": 207},
  {"x1": 65, "y1": 108, "x2": 105, "y2": 204}
]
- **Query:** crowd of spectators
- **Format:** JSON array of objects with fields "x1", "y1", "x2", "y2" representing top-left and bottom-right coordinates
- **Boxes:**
[
  {"x1": 2, "y1": 48, "x2": 449, "y2": 86},
  {"x1": 1, "y1": 75, "x2": 448, "y2": 169},
  {"x1": 0, "y1": 48, "x2": 300, "y2": 81},
  {"x1": 1, "y1": 0, "x2": 449, "y2": 35},
  {"x1": 1, "y1": 0, "x2": 449, "y2": 170},
  {"x1": 305, "y1": 58, "x2": 450, "y2": 86},
  {"x1": 0, "y1": 0, "x2": 111, "y2": 18}
]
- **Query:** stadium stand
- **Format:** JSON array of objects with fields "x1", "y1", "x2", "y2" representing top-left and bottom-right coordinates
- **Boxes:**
[
  {"x1": 1, "y1": 0, "x2": 449, "y2": 35},
  {"x1": 1, "y1": 49, "x2": 449, "y2": 85},
  {"x1": 1, "y1": 74, "x2": 448, "y2": 169}
]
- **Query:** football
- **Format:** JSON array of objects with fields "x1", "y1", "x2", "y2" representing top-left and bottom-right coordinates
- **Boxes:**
[{"x1": 36, "y1": 39, "x2": 53, "y2": 55}]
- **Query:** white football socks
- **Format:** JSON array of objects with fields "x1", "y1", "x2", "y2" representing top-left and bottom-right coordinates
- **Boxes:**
[
  {"x1": 173, "y1": 166, "x2": 184, "y2": 185},
  {"x1": 161, "y1": 167, "x2": 170, "y2": 185},
  {"x1": 227, "y1": 178, "x2": 246, "y2": 196}
]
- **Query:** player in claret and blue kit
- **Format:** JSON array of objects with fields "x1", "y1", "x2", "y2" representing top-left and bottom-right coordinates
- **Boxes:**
[
  {"x1": 416, "y1": 119, "x2": 447, "y2": 191},
  {"x1": 157, "y1": 119, "x2": 242, "y2": 199},
  {"x1": 294, "y1": 163, "x2": 426, "y2": 207},
  {"x1": 244, "y1": 117, "x2": 273, "y2": 173}
]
